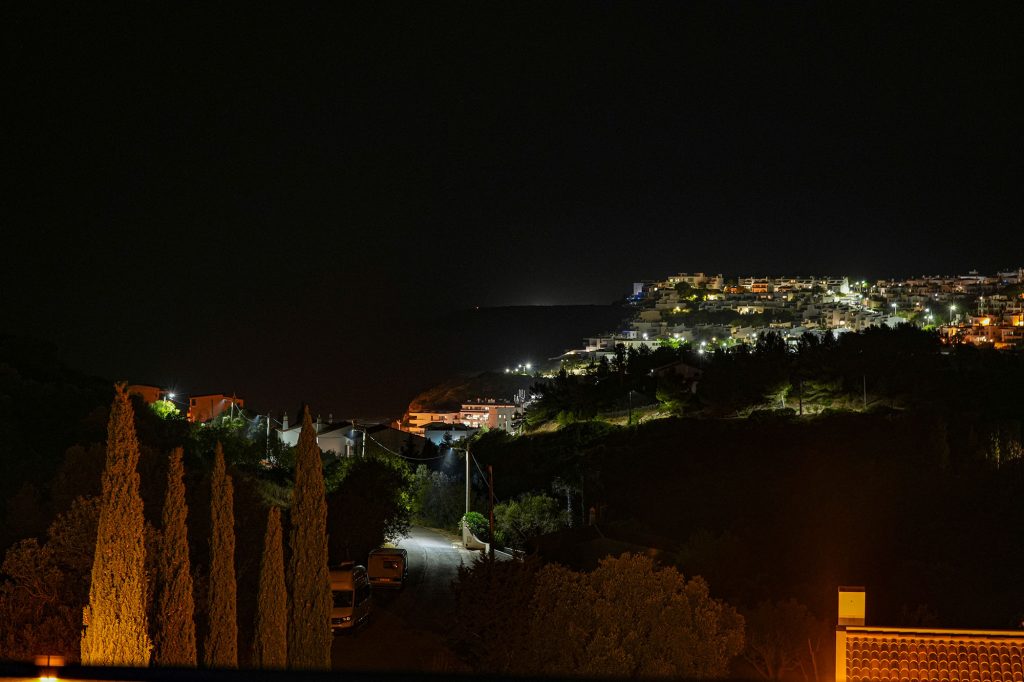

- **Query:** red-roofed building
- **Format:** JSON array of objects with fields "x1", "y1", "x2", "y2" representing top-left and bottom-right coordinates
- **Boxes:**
[{"x1": 836, "y1": 587, "x2": 1024, "y2": 682}]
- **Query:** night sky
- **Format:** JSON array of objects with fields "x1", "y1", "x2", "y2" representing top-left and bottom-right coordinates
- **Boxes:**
[{"x1": 3, "y1": 3, "x2": 1022, "y2": 416}]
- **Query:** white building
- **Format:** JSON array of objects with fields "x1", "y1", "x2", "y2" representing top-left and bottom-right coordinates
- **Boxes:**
[{"x1": 460, "y1": 399, "x2": 518, "y2": 432}]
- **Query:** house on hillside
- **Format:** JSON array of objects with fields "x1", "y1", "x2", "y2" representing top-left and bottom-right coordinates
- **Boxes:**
[
  {"x1": 127, "y1": 384, "x2": 166, "y2": 404},
  {"x1": 188, "y1": 393, "x2": 244, "y2": 423}
]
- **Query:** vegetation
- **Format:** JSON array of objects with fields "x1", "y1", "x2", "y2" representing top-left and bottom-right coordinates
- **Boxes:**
[
  {"x1": 150, "y1": 399, "x2": 182, "y2": 420},
  {"x1": 0, "y1": 496, "x2": 100, "y2": 662},
  {"x1": 252, "y1": 507, "x2": 287, "y2": 669},
  {"x1": 492, "y1": 492, "x2": 567, "y2": 549},
  {"x1": 412, "y1": 463, "x2": 485, "y2": 531},
  {"x1": 451, "y1": 553, "x2": 744, "y2": 677},
  {"x1": 81, "y1": 384, "x2": 151, "y2": 666},
  {"x1": 0, "y1": 343, "x2": 420, "y2": 668},
  {"x1": 528, "y1": 325, "x2": 1024, "y2": 423},
  {"x1": 286, "y1": 409, "x2": 331, "y2": 670},
  {"x1": 741, "y1": 599, "x2": 826, "y2": 681},
  {"x1": 461, "y1": 511, "x2": 489, "y2": 541},
  {"x1": 204, "y1": 444, "x2": 237, "y2": 668},
  {"x1": 153, "y1": 447, "x2": 197, "y2": 667},
  {"x1": 326, "y1": 454, "x2": 413, "y2": 563}
]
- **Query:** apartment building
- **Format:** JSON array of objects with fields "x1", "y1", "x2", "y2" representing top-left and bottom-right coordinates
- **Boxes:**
[
  {"x1": 405, "y1": 411, "x2": 459, "y2": 435},
  {"x1": 460, "y1": 399, "x2": 518, "y2": 432}
]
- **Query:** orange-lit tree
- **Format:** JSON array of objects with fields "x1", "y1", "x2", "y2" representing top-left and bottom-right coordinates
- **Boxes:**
[
  {"x1": 153, "y1": 447, "x2": 197, "y2": 666},
  {"x1": 253, "y1": 506, "x2": 287, "y2": 668},
  {"x1": 203, "y1": 443, "x2": 237, "y2": 667},
  {"x1": 453, "y1": 552, "x2": 744, "y2": 678},
  {"x1": 286, "y1": 408, "x2": 332, "y2": 669},
  {"x1": 81, "y1": 383, "x2": 152, "y2": 665}
]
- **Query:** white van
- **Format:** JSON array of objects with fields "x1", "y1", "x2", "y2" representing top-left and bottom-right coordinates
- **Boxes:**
[
  {"x1": 367, "y1": 547, "x2": 408, "y2": 589},
  {"x1": 329, "y1": 563, "x2": 372, "y2": 632}
]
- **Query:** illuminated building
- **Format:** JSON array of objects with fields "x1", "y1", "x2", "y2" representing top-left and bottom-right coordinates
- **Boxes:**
[
  {"x1": 187, "y1": 393, "x2": 244, "y2": 423},
  {"x1": 459, "y1": 399, "x2": 518, "y2": 432},
  {"x1": 404, "y1": 411, "x2": 459, "y2": 435},
  {"x1": 126, "y1": 384, "x2": 165, "y2": 404},
  {"x1": 836, "y1": 587, "x2": 1024, "y2": 682}
]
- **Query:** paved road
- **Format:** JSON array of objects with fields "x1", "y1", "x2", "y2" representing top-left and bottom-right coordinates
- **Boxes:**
[{"x1": 331, "y1": 526, "x2": 478, "y2": 673}]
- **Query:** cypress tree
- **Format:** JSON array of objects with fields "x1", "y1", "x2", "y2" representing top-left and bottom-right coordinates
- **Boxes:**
[
  {"x1": 253, "y1": 506, "x2": 288, "y2": 668},
  {"x1": 153, "y1": 447, "x2": 197, "y2": 667},
  {"x1": 81, "y1": 382, "x2": 152, "y2": 665},
  {"x1": 203, "y1": 443, "x2": 238, "y2": 668},
  {"x1": 287, "y1": 407, "x2": 332, "y2": 669}
]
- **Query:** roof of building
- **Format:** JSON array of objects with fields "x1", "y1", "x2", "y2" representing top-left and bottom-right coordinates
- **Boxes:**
[
  {"x1": 423, "y1": 422, "x2": 474, "y2": 431},
  {"x1": 843, "y1": 627, "x2": 1024, "y2": 682}
]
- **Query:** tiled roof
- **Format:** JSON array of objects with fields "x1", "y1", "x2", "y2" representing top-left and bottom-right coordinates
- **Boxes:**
[{"x1": 846, "y1": 629, "x2": 1024, "y2": 682}]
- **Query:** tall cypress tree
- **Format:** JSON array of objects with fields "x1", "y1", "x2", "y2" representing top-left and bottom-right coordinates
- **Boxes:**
[
  {"x1": 203, "y1": 443, "x2": 238, "y2": 668},
  {"x1": 253, "y1": 506, "x2": 287, "y2": 668},
  {"x1": 287, "y1": 407, "x2": 332, "y2": 669},
  {"x1": 153, "y1": 447, "x2": 197, "y2": 667},
  {"x1": 81, "y1": 383, "x2": 152, "y2": 665}
]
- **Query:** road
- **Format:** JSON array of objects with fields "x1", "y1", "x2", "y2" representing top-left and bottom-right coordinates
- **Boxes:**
[{"x1": 331, "y1": 525, "x2": 478, "y2": 674}]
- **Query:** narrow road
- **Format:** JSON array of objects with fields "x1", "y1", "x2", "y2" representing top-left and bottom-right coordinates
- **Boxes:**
[{"x1": 331, "y1": 526, "x2": 478, "y2": 673}]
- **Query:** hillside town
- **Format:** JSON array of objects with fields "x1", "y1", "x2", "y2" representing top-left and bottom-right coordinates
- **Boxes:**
[
  {"x1": 123, "y1": 267, "x2": 1023, "y2": 452},
  {"x1": 563, "y1": 267, "x2": 1024, "y2": 365}
]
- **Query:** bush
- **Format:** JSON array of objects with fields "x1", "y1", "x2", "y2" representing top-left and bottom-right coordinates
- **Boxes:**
[
  {"x1": 493, "y1": 492, "x2": 567, "y2": 550},
  {"x1": 461, "y1": 511, "x2": 489, "y2": 542}
]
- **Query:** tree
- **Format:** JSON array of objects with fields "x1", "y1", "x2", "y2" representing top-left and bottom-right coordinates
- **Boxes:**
[
  {"x1": 493, "y1": 492, "x2": 568, "y2": 549},
  {"x1": 287, "y1": 407, "x2": 331, "y2": 670},
  {"x1": 81, "y1": 383, "x2": 152, "y2": 666},
  {"x1": 450, "y1": 555, "x2": 542, "y2": 674},
  {"x1": 742, "y1": 599, "x2": 823, "y2": 681},
  {"x1": 327, "y1": 455, "x2": 413, "y2": 563},
  {"x1": 204, "y1": 443, "x2": 237, "y2": 668},
  {"x1": 253, "y1": 507, "x2": 287, "y2": 669},
  {"x1": 150, "y1": 399, "x2": 181, "y2": 420},
  {"x1": 0, "y1": 496, "x2": 102, "y2": 663},
  {"x1": 529, "y1": 554, "x2": 744, "y2": 678},
  {"x1": 451, "y1": 553, "x2": 744, "y2": 677},
  {"x1": 153, "y1": 447, "x2": 196, "y2": 667}
]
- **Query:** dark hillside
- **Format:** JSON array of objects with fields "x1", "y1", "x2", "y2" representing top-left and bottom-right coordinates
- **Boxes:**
[{"x1": 472, "y1": 410, "x2": 1024, "y2": 630}]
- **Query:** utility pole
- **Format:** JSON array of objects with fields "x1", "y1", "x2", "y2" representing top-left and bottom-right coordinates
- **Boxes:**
[
  {"x1": 487, "y1": 464, "x2": 495, "y2": 558},
  {"x1": 464, "y1": 444, "x2": 471, "y2": 517},
  {"x1": 265, "y1": 414, "x2": 271, "y2": 461}
]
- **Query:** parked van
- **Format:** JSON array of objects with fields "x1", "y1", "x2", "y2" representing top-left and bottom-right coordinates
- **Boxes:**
[
  {"x1": 367, "y1": 547, "x2": 408, "y2": 589},
  {"x1": 329, "y1": 563, "x2": 371, "y2": 632}
]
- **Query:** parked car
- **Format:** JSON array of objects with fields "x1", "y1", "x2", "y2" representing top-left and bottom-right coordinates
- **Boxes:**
[
  {"x1": 329, "y1": 562, "x2": 372, "y2": 632},
  {"x1": 367, "y1": 547, "x2": 408, "y2": 589}
]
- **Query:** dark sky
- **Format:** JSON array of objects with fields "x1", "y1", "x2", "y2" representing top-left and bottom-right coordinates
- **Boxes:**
[{"x1": 3, "y1": 2, "x2": 1022, "y2": 416}]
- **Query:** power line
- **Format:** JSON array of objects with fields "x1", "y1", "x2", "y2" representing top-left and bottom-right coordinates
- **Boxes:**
[{"x1": 364, "y1": 432, "x2": 447, "y2": 461}]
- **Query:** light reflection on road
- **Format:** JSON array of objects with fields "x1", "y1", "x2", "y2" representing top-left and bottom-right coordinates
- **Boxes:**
[{"x1": 331, "y1": 525, "x2": 477, "y2": 673}]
